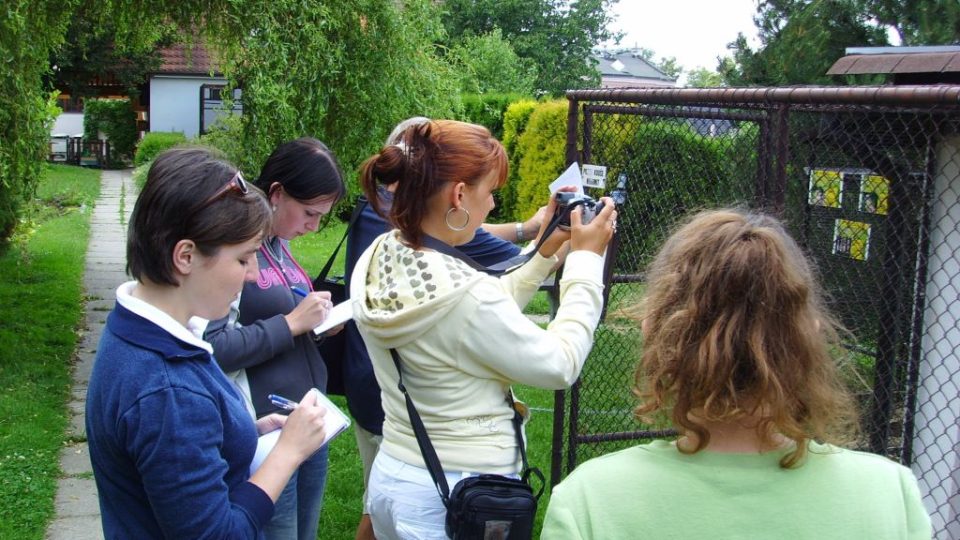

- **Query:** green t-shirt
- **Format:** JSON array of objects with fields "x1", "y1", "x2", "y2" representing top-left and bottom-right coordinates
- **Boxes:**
[{"x1": 542, "y1": 440, "x2": 930, "y2": 540}]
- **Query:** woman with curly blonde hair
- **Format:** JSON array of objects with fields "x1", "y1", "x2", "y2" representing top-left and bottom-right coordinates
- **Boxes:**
[{"x1": 542, "y1": 209, "x2": 931, "y2": 540}]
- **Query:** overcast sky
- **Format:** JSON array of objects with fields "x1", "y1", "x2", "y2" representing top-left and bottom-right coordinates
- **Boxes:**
[{"x1": 605, "y1": 0, "x2": 761, "y2": 74}]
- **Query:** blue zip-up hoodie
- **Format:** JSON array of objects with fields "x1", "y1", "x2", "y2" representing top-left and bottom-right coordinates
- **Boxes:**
[{"x1": 86, "y1": 283, "x2": 273, "y2": 539}]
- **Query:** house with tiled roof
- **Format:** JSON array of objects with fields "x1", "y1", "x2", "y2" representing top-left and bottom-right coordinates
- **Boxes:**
[
  {"x1": 593, "y1": 50, "x2": 677, "y2": 88},
  {"x1": 50, "y1": 40, "x2": 240, "y2": 149},
  {"x1": 146, "y1": 42, "x2": 240, "y2": 137}
]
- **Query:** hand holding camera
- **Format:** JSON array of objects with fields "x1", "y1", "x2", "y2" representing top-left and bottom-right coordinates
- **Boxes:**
[
  {"x1": 565, "y1": 194, "x2": 617, "y2": 256},
  {"x1": 538, "y1": 188, "x2": 617, "y2": 258},
  {"x1": 535, "y1": 186, "x2": 576, "y2": 258}
]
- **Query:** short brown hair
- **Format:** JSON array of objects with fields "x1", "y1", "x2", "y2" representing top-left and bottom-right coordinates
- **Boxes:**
[
  {"x1": 625, "y1": 209, "x2": 858, "y2": 468},
  {"x1": 127, "y1": 147, "x2": 272, "y2": 286},
  {"x1": 358, "y1": 119, "x2": 507, "y2": 247}
]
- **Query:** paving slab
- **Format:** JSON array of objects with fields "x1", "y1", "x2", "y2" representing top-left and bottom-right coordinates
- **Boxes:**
[
  {"x1": 52, "y1": 477, "x2": 100, "y2": 518},
  {"x1": 60, "y1": 443, "x2": 92, "y2": 475}
]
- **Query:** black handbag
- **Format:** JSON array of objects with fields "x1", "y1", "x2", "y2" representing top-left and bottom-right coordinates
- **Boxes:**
[
  {"x1": 389, "y1": 349, "x2": 544, "y2": 540},
  {"x1": 312, "y1": 199, "x2": 366, "y2": 395}
]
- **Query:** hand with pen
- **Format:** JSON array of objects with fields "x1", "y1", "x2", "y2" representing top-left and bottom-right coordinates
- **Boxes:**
[
  {"x1": 284, "y1": 287, "x2": 333, "y2": 337},
  {"x1": 248, "y1": 389, "x2": 327, "y2": 502}
]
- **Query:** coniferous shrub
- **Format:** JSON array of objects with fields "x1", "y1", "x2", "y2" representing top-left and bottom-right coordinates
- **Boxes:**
[{"x1": 513, "y1": 100, "x2": 568, "y2": 222}]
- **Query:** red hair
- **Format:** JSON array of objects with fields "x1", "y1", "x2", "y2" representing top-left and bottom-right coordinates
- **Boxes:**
[{"x1": 359, "y1": 120, "x2": 507, "y2": 247}]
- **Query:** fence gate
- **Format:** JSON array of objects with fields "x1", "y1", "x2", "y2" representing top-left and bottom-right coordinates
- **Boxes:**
[{"x1": 551, "y1": 86, "x2": 960, "y2": 538}]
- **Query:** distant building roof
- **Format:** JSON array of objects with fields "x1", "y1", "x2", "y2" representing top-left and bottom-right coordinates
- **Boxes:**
[
  {"x1": 155, "y1": 42, "x2": 222, "y2": 76},
  {"x1": 594, "y1": 50, "x2": 677, "y2": 88},
  {"x1": 827, "y1": 46, "x2": 960, "y2": 84}
]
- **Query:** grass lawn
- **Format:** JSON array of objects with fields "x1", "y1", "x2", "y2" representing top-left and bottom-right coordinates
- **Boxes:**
[{"x1": 0, "y1": 164, "x2": 100, "y2": 538}]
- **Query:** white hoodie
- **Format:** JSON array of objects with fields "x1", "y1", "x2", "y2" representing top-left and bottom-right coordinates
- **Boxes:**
[{"x1": 351, "y1": 230, "x2": 606, "y2": 474}]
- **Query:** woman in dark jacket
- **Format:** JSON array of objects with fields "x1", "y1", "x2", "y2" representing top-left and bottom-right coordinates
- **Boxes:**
[{"x1": 205, "y1": 137, "x2": 345, "y2": 540}]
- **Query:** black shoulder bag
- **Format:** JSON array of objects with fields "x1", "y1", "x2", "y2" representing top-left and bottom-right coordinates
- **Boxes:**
[
  {"x1": 390, "y1": 348, "x2": 544, "y2": 540},
  {"x1": 312, "y1": 198, "x2": 366, "y2": 395}
]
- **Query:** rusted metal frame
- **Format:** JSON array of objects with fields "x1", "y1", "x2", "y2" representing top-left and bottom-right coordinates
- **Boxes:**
[
  {"x1": 583, "y1": 107, "x2": 594, "y2": 165},
  {"x1": 552, "y1": 97, "x2": 582, "y2": 486},
  {"x1": 566, "y1": 378, "x2": 581, "y2": 476},
  {"x1": 610, "y1": 273, "x2": 646, "y2": 283},
  {"x1": 567, "y1": 86, "x2": 960, "y2": 107},
  {"x1": 757, "y1": 114, "x2": 774, "y2": 208},
  {"x1": 575, "y1": 429, "x2": 679, "y2": 444},
  {"x1": 771, "y1": 104, "x2": 790, "y2": 214},
  {"x1": 582, "y1": 103, "x2": 766, "y2": 123},
  {"x1": 868, "y1": 163, "x2": 915, "y2": 457},
  {"x1": 900, "y1": 138, "x2": 939, "y2": 465}
]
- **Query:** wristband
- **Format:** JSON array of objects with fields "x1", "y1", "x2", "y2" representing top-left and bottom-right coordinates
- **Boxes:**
[{"x1": 515, "y1": 222, "x2": 525, "y2": 243}]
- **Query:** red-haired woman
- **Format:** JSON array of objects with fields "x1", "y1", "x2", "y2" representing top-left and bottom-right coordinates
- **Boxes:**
[{"x1": 351, "y1": 120, "x2": 616, "y2": 539}]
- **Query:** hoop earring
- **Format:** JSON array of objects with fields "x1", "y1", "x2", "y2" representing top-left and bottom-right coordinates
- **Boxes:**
[{"x1": 445, "y1": 207, "x2": 471, "y2": 231}]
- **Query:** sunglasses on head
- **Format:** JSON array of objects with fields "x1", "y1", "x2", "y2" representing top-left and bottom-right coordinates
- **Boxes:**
[{"x1": 197, "y1": 170, "x2": 249, "y2": 210}]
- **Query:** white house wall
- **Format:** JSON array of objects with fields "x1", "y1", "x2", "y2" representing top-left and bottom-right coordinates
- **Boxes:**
[
  {"x1": 51, "y1": 113, "x2": 84, "y2": 137},
  {"x1": 149, "y1": 75, "x2": 226, "y2": 138}
]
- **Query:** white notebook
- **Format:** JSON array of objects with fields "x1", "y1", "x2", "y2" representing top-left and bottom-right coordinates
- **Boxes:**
[
  {"x1": 313, "y1": 301, "x2": 353, "y2": 336},
  {"x1": 249, "y1": 389, "x2": 351, "y2": 474}
]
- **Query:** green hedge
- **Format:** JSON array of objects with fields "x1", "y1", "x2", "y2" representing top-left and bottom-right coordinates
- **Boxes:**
[
  {"x1": 460, "y1": 93, "x2": 526, "y2": 140},
  {"x1": 83, "y1": 98, "x2": 137, "y2": 167},
  {"x1": 498, "y1": 100, "x2": 540, "y2": 222},
  {"x1": 513, "y1": 100, "x2": 568, "y2": 222},
  {"x1": 134, "y1": 131, "x2": 186, "y2": 167},
  {"x1": 603, "y1": 121, "x2": 755, "y2": 268}
]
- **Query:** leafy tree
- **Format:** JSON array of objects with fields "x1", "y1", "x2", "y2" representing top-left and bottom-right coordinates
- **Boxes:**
[
  {"x1": 94, "y1": 0, "x2": 461, "y2": 194},
  {"x1": 45, "y1": 7, "x2": 172, "y2": 100},
  {"x1": 448, "y1": 29, "x2": 537, "y2": 95},
  {"x1": 442, "y1": 0, "x2": 621, "y2": 95},
  {"x1": 657, "y1": 56, "x2": 683, "y2": 80},
  {"x1": 686, "y1": 66, "x2": 725, "y2": 88},
  {"x1": 0, "y1": 0, "x2": 78, "y2": 243},
  {"x1": 726, "y1": 0, "x2": 888, "y2": 86},
  {"x1": 724, "y1": 0, "x2": 960, "y2": 86},
  {"x1": 866, "y1": 0, "x2": 960, "y2": 45}
]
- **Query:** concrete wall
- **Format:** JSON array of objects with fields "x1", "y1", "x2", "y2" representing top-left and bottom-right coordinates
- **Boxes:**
[
  {"x1": 914, "y1": 136, "x2": 960, "y2": 538},
  {"x1": 149, "y1": 75, "x2": 226, "y2": 138}
]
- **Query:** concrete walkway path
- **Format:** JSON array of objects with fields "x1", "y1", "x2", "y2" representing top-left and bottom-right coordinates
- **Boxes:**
[{"x1": 46, "y1": 169, "x2": 137, "y2": 540}]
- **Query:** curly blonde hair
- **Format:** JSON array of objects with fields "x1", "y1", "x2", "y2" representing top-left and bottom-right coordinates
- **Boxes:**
[{"x1": 625, "y1": 209, "x2": 858, "y2": 468}]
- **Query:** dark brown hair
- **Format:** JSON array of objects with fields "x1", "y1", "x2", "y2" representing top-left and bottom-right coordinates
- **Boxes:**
[
  {"x1": 254, "y1": 137, "x2": 346, "y2": 203},
  {"x1": 358, "y1": 120, "x2": 507, "y2": 247},
  {"x1": 127, "y1": 146, "x2": 272, "y2": 286},
  {"x1": 624, "y1": 209, "x2": 858, "y2": 468}
]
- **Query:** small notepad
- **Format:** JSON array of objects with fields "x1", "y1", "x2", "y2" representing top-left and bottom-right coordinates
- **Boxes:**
[
  {"x1": 313, "y1": 301, "x2": 354, "y2": 336},
  {"x1": 250, "y1": 389, "x2": 351, "y2": 474}
]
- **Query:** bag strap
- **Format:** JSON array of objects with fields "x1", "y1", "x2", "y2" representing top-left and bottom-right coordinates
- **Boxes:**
[
  {"x1": 419, "y1": 208, "x2": 566, "y2": 277},
  {"x1": 504, "y1": 391, "x2": 545, "y2": 499},
  {"x1": 316, "y1": 197, "x2": 367, "y2": 282},
  {"x1": 389, "y1": 348, "x2": 544, "y2": 505},
  {"x1": 389, "y1": 348, "x2": 452, "y2": 505}
]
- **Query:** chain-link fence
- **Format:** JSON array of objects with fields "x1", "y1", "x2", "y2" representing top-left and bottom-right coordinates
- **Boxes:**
[{"x1": 548, "y1": 86, "x2": 960, "y2": 538}]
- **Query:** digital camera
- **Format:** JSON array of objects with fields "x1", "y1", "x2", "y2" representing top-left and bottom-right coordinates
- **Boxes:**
[{"x1": 554, "y1": 192, "x2": 605, "y2": 230}]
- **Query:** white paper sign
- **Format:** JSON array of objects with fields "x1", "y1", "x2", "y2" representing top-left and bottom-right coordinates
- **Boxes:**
[
  {"x1": 549, "y1": 162, "x2": 585, "y2": 196},
  {"x1": 581, "y1": 164, "x2": 607, "y2": 189}
]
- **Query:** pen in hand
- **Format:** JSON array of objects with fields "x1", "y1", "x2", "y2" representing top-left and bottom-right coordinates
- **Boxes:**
[
  {"x1": 269, "y1": 394, "x2": 299, "y2": 411},
  {"x1": 290, "y1": 286, "x2": 309, "y2": 298}
]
